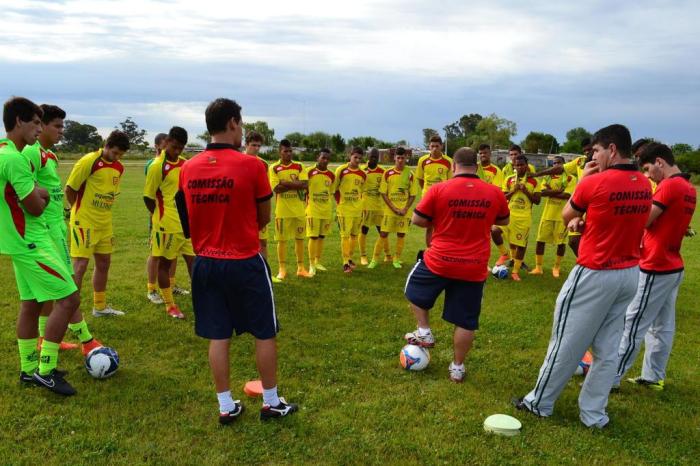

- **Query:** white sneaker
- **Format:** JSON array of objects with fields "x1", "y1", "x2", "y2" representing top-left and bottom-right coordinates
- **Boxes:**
[
  {"x1": 448, "y1": 362, "x2": 466, "y2": 383},
  {"x1": 172, "y1": 286, "x2": 190, "y2": 296},
  {"x1": 404, "y1": 330, "x2": 435, "y2": 348},
  {"x1": 92, "y1": 305, "x2": 125, "y2": 317},
  {"x1": 147, "y1": 290, "x2": 164, "y2": 304}
]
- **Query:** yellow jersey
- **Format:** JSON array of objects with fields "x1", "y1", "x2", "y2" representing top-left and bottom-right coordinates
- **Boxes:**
[
  {"x1": 269, "y1": 160, "x2": 308, "y2": 218},
  {"x1": 306, "y1": 166, "x2": 335, "y2": 219},
  {"x1": 67, "y1": 149, "x2": 124, "y2": 230},
  {"x1": 477, "y1": 162, "x2": 503, "y2": 187},
  {"x1": 362, "y1": 164, "x2": 385, "y2": 211},
  {"x1": 144, "y1": 154, "x2": 187, "y2": 233},
  {"x1": 415, "y1": 154, "x2": 452, "y2": 195},
  {"x1": 379, "y1": 168, "x2": 418, "y2": 215},
  {"x1": 502, "y1": 162, "x2": 536, "y2": 181},
  {"x1": 563, "y1": 156, "x2": 587, "y2": 180},
  {"x1": 503, "y1": 174, "x2": 541, "y2": 218},
  {"x1": 335, "y1": 165, "x2": 366, "y2": 218},
  {"x1": 540, "y1": 174, "x2": 572, "y2": 221}
]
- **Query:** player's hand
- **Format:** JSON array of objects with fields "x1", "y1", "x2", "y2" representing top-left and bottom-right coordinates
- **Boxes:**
[
  {"x1": 685, "y1": 227, "x2": 696, "y2": 238},
  {"x1": 37, "y1": 187, "x2": 50, "y2": 203},
  {"x1": 567, "y1": 217, "x2": 585, "y2": 233},
  {"x1": 581, "y1": 161, "x2": 599, "y2": 178}
]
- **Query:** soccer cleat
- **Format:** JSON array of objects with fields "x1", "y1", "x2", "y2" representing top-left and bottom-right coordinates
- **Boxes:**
[
  {"x1": 276, "y1": 271, "x2": 287, "y2": 281},
  {"x1": 448, "y1": 362, "x2": 466, "y2": 383},
  {"x1": 271, "y1": 276, "x2": 283, "y2": 284},
  {"x1": 167, "y1": 305, "x2": 186, "y2": 319},
  {"x1": 495, "y1": 254, "x2": 510, "y2": 266},
  {"x1": 296, "y1": 268, "x2": 313, "y2": 278},
  {"x1": 81, "y1": 338, "x2": 104, "y2": 357},
  {"x1": 348, "y1": 260, "x2": 357, "y2": 270},
  {"x1": 20, "y1": 368, "x2": 69, "y2": 386},
  {"x1": 626, "y1": 377, "x2": 664, "y2": 391},
  {"x1": 367, "y1": 260, "x2": 378, "y2": 269},
  {"x1": 308, "y1": 265, "x2": 316, "y2": 277},
  {"x1": 219, "y1": 401, "x2": 245, "y2": 425},
  {"x1": 521, "y1": 262, "x2": 530, "y2": 271},
  {"x1": 147, "y1": 290, "x2": 164, "y2": 304},
  {"x1": 511, "y1": 397, "x2": 542, "y2": 417},
  {"x1": 392, "y1": 260, "x2": 402, "y2": 269},
  {"x1": 511, "y1": 272, "x2": 521, "y2": 282},
  {"x1": 92, "y1": 305, "x2": 125, "y2": 317},
  {"x1": 528, "y1": 267, "x2": 543, "y2": 275},
  {"x1": 343, "y1": 263, "x2": 353, "y2": 274},
  {"x1": 172, "y1": 286, "x2": 190, "y2": 296},
  {"x1": 404, "y1": 330, "x2": 435, "y2": 348},
  {"x1": 552, "y1": 267, "x2": 561, "y2": 278},
  {"x1": 260, "y1": 397, "x2": 298, "y2": 420},
  {"x1": 360, "y1": 256, "x2": 369, "y2": 266},
  {"x1": 314, "y1": 263, "x2": 327, "y2": 272},
  {"x1": 32, "y1": 369, "x2": 77, "y2": 396}
]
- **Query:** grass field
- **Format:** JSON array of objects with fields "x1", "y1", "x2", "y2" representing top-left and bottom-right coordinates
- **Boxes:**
[{"x1": 0, "y1": 160, "x2": 698, "y2": 465}]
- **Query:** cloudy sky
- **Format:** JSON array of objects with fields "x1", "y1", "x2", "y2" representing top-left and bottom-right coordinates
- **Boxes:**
[{"x1": 1, "y1": 0, "x2": 698, "y2": 147}]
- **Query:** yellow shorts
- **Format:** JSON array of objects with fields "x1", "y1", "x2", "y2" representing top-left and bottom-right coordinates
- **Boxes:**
[
  {"x1": 498, "y1": 216, "x2": 531, "y2": 248},
  {"x1": 275, "y1": 216, "x2": 306, "y2": 241},
  {"x1": 259, "y1": 224, "x2": 268, "y2": 241},
  {"x1": 151, "y1": 230, "x2": 194, "y2": 260},
  {"x1": 568, "y1": 230, "x2": 582, "y2": 238},
  {"x1": 362, "y1": 210, "x2": 384, "y2": 228},
  {"x1": 70, "y1": 224, "x2": 113, "y2": 257},
  {"x1": 338, "y1": 216, "x2": 362, "y2": 237},
  {"x1": 537, "y1": 219, "x2": 568, "y2": 245},
  {"x1": 381, "y1": 214, "x2": 410, "y2": 234},
  {"x1": 306, "y1": 217, "x2": 332, "y2": 238}
]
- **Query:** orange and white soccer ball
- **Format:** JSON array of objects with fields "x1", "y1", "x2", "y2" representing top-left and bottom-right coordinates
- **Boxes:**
[{"x1": 400, "y1": 344, "x2": 430, "y2": 371}]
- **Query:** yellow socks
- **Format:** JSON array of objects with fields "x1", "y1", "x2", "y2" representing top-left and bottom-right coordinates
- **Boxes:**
[
  {"x1": 341, "y1": 237, "x2": 351, "y2": 263},
  {"x1": 308, "y1": 238, "x2": 317, "y2": 265},
  {"x1": 513, "y1": 259, "x2": 523, "y2": 275},
  {"x1": 536, "y1": 255, "x2": 544, "y2": 268},
  {"x1": 497, "y1": 243, "x2": 509, "y2": 256},
  {"x1": 317, "y1": 238, "x2": 325, "y2": 263},
  {"x1": 295, "y1": 239, "x2": 305, "y2": 268},
  {"x1": 161, "y1": 287, "x2": 175, "y2": 308},
  {"x1": 349, "y1": 236, "x2": 357, "y2": 261},
  {"x1": 372, "y1": 237, "x2": 384, "y2": 261},
  {"x1": 359, "y1": 233, "x2": 367, "y2": 257},
  {"x1": 555, "y1": 255, "x2": 563, "y2": 268},
  {"x1": 396, "y1": 236, "x2": 405, "y2": 260},
  {"x1": 93, "y1": 291, "x2": 106, "y2": 311},
  {"x1": 277, "y1": 241, "x2": 287, "y2": 275},
  {"x1": 147, "y1": 282, "x2": 156, "y2": 293}
]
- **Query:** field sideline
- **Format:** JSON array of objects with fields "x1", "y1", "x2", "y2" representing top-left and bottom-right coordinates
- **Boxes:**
[{"x1": 0, "y1": 160, "x2": 698, "y2": 465}]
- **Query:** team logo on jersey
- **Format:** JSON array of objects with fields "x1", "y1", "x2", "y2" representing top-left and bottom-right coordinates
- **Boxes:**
[
  {"x1": 438, "y1": 168, "x2": 444, "y2": 174},
  {"x1": 165, "y1": 164, "x2": 170, "y2": 170},
  {"x1": 208, "y1": 156, "x2": 217, "y2": 164},
  {"x1": 325, "y1": 180, "x2": 331, "y2": 187},
  {"x1": 630, "y1": 175, "x2": 638, "y2": 181},
  {"x1": 113, "y1": 176, "x2": 119, "y2": 185},
  {"x1": 98, "y1": 161, "x2": 104, "y2": 167}
]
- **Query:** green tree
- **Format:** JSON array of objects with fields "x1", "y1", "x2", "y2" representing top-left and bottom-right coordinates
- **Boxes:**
[
  {"x1": 304, "y1": 131, "x2": 332, "y2": 151},
  {"x1": 197, "y1": 131, "x2": 211, "y2": 144},
  {"x1": 347, "y1": 136, "x2": 379, "y2": 149},
  {"x1": 422, "y1": 128, "x2": 439, "y2": 147},
  {"x1": 284, "y1": 132, "x2": 305, "y2": 147},
  {"x1": 464, "y1": 114, "x2": 517, "y2": 149},
  {"x1": 560, "y1": 127, "x2": 591, "y2": 153},
  {"x1": 330, "y1": 133, "x2": 346, "y2": 154},
  {"x1": 671, "y1": 143, "x2": 694, "y2": 156},
  {"x1": 521, "y1": 131, "x2": 559, "y2": 154},
  {"x1": 243, "y1": 121, "x2": 276, "y2": 145},
  {"x1": 458, "y1": 113, "x2": 483, "y2": 137},
  {"x1": 61, "y1": 120, "x2": 103, "y2": 152},
  {"x1": 676, "y1": 150, "x2": 700, "y2": 174},
  {"x1": 116, "y1": 117, "x2": 147, "y2": 149}
]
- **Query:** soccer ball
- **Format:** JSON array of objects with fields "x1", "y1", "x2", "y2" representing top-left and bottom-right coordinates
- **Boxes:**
[
  {"x1": 491, "y1": 264, "x2": 509, "y2": 279},
  {"x1": 400, "y1": 344, "x2": 430, "y2": 371},
  {"x1": 85, "y1": 347, "x2": 120, "y2": 379},
  {"x1": 574, "y1": 350, "x2": 593, "y2": 376}
]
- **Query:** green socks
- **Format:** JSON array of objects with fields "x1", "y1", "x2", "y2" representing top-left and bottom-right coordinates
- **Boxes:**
[
  {"x1": 18, "y1": 338, "x2": 39, "y2": 374},
  {"x1": 39, "y1": 340, "x2": 59, "y2": 375},
  {"x1": 38, "y1": 316, "x2": 48, "y2": 338},
  {"x1": 68, "y1": 320, "x2": 93, "y2": 343}
]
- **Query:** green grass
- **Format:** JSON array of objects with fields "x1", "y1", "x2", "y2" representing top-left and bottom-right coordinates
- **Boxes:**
[{"x1": 0, "y1": 161, "x2": 698, "y2": 465}]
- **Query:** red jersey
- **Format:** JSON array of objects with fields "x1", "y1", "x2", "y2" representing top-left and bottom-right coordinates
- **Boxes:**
[
  {"x1": 640, "y1": 173, "x2": 696, "y2": 273},
  {"x1": 570, "y1": 165, "x2": 652, "y2": 270},
  {"x1": 178, "y1": 144, "x2": 272, "y2": 259},
  {"x1": 414, "y1": 174, "x2": 509, "y2": 281}
]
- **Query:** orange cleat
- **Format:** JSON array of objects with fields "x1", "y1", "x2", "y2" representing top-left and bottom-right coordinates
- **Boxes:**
[
  {"x1": 38, "y1": 337, "x2": 79, "y2": 351},
  {"x1": 81, "y1": 338, "x2": 104, "y2": 357},
  {"x1": 296, "y1": 268, "x2": 314, "y2": 278},
  {"x1": 528, "y1": 267, "x2": 544, "y2": 275},
  {"x1": 552, "y1": 267, "x2": 561, "y2": 278},
  {"x1": 511, "y1": 272, "x2": 522, "y2": 282},
  {"x1": 167, "y1": 305, "x2": 185, "y2": 319},
  {"x1": 495, "y1": 254, "x2": 510, "y2": 266}
]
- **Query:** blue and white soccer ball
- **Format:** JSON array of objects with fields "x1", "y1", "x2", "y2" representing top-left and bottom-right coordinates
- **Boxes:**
[
  {"x1": 491, "y1": 264, "x2": 509, "y2": 279},
  {"x1": 85, "y1": 347, "x2": 120, "y2": 379},
  {"x1": 400, "y1": 344, "x2": 430, "y2": 371}
]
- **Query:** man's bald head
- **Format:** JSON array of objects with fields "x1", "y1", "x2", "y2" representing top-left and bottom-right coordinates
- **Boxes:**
[{"x1": 453, "y1": 147, "x2": 477, "y2": 167}]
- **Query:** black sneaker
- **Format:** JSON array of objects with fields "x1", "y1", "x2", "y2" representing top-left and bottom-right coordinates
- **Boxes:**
[
  {"x1": 219, "y1": 401, "x2": 244, "y2": 425},
  {"x1": 20, "y1": 368, "x2": 69, "y2": 386},
  {"x1": 260, "y1": 397, "x2": 298, "y2": 420},
  {"x1": 32, "y1": 369, "x2": 77, "y2": 396},
  {"x1": 343, "y1": 264, "x2": 352, "y2": 274},
  {"x1": 521, "y1": 262, "x2": 530, "y2": 271},
  {"x1": 511, "y1": 397, "x2": 542, "y2": 417}
]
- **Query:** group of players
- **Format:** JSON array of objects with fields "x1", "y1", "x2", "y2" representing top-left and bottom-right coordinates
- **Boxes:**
[{"x1": 1, "y1": 95, "x2": 696, "y2": 429}]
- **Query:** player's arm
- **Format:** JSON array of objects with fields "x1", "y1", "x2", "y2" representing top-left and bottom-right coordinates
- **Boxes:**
[
  {"x1": 64, "y1": 156, "x2": 92, "y2": 206},
  {"x1": 533, "y1": 165, "x2": 563, "y2": 177},
  {"x1": 142, "y1": 163, "x2": 159, "y2": 214},
  {"x1": 175, "y1": 169, "x2": 190, "y2": 238},
  {"x1": 411, "y1": 184, "x2": 434, "y2": 228},
  {"x1": 521, "y1": 183, "x2": 541, "y2": 205},
  {"x1": 411, "y1": 211, "x2": 430, "y2": 228},
  {"x1": 400, "y1": 175, "x2": 419, "y2": 215},
  {"x1": 381, "y1": 193, "x2": 400, "y2": 215},
  {"x1": 415, "y1": 158, "x2": 425, "y2": 189},
  {"x1": 257, "y1": 199, "x2": 271, "y2": 229},
  {"x1": 6, "y1": 156, "x2": 49, "y2": 216},
  {"x1": 645, "y1": 204, "x2": 664, "y2": 228}
]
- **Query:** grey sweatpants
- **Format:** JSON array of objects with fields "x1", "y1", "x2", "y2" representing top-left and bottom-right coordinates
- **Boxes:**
[
  {"x1": 615, "y1": 270, "x2": 684, "y2": 385},
  {"x1": 522, "y1": 265, "x2": 638, "y2": 427}
]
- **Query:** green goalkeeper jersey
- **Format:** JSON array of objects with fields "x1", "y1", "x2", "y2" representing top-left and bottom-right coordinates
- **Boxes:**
[{"x1": 22, "y1": 141, "x2": 65, "y2": 225}]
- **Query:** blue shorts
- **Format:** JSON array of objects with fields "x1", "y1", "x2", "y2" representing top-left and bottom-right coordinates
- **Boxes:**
[
  {"x1": 192, "y1": 254, "x2": 278, "y2": 340},
  {"x1": 404, "y1": 260, "x2": 484, "y2": 330}
]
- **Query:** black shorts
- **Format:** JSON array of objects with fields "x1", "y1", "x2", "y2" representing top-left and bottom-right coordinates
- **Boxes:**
[
  {"x1": 404, "y1": 260, "x2": 484, "y2": 330},
  {"x1": 192, "y1": 254, "x2": 278, "y2": 340}
]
